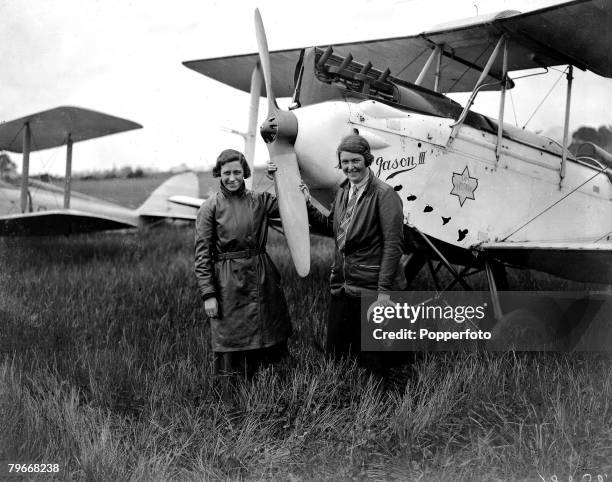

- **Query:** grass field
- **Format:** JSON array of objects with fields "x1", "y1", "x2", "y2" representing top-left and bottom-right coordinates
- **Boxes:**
[{"x1": 1, "y1": 177, "x2": 610, "y2": 480}]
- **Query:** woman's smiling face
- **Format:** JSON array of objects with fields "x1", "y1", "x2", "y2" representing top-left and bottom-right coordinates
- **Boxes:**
[
  {"x1": 340, "y1": 151, "x2": 367, "y2": 184},
  {"x1": 220, "y1": 160, "x2": 244, "y2": 191}
]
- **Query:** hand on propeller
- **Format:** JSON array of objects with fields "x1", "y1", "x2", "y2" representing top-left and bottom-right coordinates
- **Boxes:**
[{"x1": 267, "y1": 161, "x2": 311, "y2": 203}]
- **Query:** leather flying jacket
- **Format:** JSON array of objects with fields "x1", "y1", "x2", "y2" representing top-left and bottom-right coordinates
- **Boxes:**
[
  {"x1": 307, "y1": 169, "x2": 404, "y2": 296},
  {"x1": 194, "y1": 181, "x2": 291, "y2": 351}
]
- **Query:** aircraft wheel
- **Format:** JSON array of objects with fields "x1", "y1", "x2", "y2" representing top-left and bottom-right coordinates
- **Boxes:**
[{"x1": 488, "y1": 306, "x2": 565, "y2": 351}]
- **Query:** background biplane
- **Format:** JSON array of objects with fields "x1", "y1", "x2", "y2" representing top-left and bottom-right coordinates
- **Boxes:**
[
  {"x1": 181, "y1": 0, "x2": 612, "y2": 341},
  {"x1": 0, "y1": 106, "x2": 199, "y2": 236}
]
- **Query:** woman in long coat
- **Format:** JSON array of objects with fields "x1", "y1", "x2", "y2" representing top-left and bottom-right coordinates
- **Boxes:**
[{"x1": 194, "y1": 149, "x2": 291, "y2": 374}]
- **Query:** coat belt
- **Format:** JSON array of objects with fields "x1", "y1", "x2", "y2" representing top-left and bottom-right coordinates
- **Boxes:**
[{"x1": 215, "y1": 248, "x2": 265, "y2": 261}]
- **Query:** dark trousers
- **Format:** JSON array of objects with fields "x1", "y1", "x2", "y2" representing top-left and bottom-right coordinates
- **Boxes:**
[
  {"x1": 327, "y1": 292, "x2": 402, "y2": 373},
  {"x1": 326, "y1": 292, "x2": 362, "y2": 357}
]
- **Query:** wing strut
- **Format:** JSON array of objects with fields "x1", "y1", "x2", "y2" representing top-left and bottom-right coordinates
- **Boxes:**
[
  {"x1": 433, "y1": 46, "x2": 442, "y2": 92},
  {"x1": 449, "y1": 35, "x2": 506, "y2": 144},
  {"x1": 415, "y1": 46, "x2": 440, "y2": 88},
  {"x1": 560, "y1": 65, "x2": 573, "y2": 188},
  {"x1": 414, "y1": 227, "x2": 472, "y2": 291},
  {"x1": 484, "y1": 259, "x2": 503, "y2": 321},
  {"x1": 64, "y1": 134, "x2": 73, "y2": 208},
  {"x1": 20, "y1": 123, "x2": 31, "y2": 213},
  {"x1": 495, "y1": 37, "x2": 509, "y2": 165}
]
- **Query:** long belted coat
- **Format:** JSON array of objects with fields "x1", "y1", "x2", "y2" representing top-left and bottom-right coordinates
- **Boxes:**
[{"x1": 194, "y1": 182, "x2": 292, "y2": 352}]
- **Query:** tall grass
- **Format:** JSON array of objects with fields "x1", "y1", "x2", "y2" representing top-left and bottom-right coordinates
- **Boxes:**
[{"x1": 1, "y1": 227, "x2": 610, "y2": 480}]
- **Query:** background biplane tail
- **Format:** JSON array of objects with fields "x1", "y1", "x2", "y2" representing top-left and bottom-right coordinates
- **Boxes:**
[{"x1": 136, "y1": 171, "x2": 199, "y2": 221}]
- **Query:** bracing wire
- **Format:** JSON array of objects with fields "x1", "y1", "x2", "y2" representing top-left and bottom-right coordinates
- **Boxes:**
[
  {"x1": 23, "y1": 130, "x2": 62, "y2": 209},
  {"x1": 395, "y1": 48, "x2": 429, "y2": 78},
  {"x1": 594, "y1": 230, "x2": 612, "y2": 243},
  {"x1": 521, "y1": 66, "x2": 567, "y2": 129},
  {"x1": 4, "y1": 123, "x2": 25, "y2": 154},
  {"x1": 448, "y1": 42, "x2": 492, "y2": 93},
  {"x1": 501, "y1": 166, "x2": 607, "y2": 241}
]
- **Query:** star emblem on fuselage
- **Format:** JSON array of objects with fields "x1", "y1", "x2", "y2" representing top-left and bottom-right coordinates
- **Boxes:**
[{"x1": 450, "y1": 166, "x2": 478, "y2": 207}]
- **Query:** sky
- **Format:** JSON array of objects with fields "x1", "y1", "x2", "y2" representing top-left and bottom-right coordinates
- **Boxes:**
[{"x1": 1, "y1": 0, "x2": 611, "y2": 176}]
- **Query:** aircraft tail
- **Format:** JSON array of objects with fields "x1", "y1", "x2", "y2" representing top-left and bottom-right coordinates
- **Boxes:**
[{"x1": 137, "y1": 171, "x2": 200, "y2": 220}]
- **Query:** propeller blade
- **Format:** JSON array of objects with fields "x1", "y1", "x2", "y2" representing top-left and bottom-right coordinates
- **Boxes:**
[
  {"x1": 270, "y1": 141, "x2": 310, "y2": 277},
  {"x1": 254, "y1": 9, "x2": 278, "y2": 113},
  {"x1": 254, "y1": 9, "x2": 310, "y2": 277}
]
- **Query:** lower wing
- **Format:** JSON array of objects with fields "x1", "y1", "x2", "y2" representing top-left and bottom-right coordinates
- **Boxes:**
[
  {"x1": 0, "y1": 210, "x2": 138, "y2": 236},
  {"x1": 481, "y1": 241, "x2": 612, "y2": 284}
]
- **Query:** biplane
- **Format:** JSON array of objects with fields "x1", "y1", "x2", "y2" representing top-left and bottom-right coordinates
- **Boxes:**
[
  {"x1": 0, "y1": 106, "x2": 199, "y2": 236},
  {"x1": 181, "y1": 0, "x2": 612, "y2": 342}
]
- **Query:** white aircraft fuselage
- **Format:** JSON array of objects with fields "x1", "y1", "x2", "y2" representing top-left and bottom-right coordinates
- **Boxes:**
[{"x1": 293, "y1": 99, "x2": 611, "y2": 250}]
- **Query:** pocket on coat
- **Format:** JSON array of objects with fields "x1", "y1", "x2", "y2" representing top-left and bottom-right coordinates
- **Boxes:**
[{"x1": 348, "y1": 263, "x2": 380, "y2": 290}]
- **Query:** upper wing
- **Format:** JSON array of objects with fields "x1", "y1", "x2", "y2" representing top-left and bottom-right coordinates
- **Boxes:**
[
  {"x1": 422, "y1": 0, "x2": 611, "y2": 84},
  {"x1": 0, "y1": 106, "x2": 142, "y2": 153},
  {"x1": 184, "y1": 49, "x2": 302, "y2": 98},
  {"x1": 481, "y1": 240, "x2": 612, "y2": 284},
  {"x1": 0, "y1": 210, "x2": 139, "y2": 236},
  {"x1": 183, "y1": 0, "x2": 611, "y2": 95}
]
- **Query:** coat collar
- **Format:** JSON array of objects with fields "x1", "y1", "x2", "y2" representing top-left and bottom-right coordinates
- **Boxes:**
[{"x1": 219, "y1": 180, "x2": 246, "y2": 197}]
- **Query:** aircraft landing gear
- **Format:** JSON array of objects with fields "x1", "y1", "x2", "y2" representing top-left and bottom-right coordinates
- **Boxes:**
[
  {"x1": 488, "y1": 306, "x2": 566, "y2": 351},
  {"x1": 400, "y1": 229, "x2": 571, "y2": 351}
]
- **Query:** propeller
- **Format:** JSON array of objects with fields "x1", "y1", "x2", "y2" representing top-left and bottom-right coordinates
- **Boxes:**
[{"x1": 255, "y1": 9, "x2": 310, "y2": 277}]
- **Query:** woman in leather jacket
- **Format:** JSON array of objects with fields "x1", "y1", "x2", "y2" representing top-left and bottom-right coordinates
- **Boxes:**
[{"x1": 194, "y1": 149, "x2": 292, "y2": 377}]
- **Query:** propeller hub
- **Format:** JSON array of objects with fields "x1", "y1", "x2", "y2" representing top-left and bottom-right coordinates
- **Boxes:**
[
  {"x1": 260, "y1": 110, "x2": 298, "y2": 145},
  {"x1": 260, "y1": 115, "x2": 278, "y2": 144}
]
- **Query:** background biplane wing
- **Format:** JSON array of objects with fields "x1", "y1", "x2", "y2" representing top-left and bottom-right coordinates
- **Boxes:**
[
  {"x1": 0, "y1": 106, "x2": 142, "y2": 152},
  {"x1": 0, "y1": 107, "x2": 200, "y2": 235},
  {"x1": 184, "y1": 0, "x2": 611, "y2": 95},
  {"x1": 481, "y1": 241, "x2": 612, "y2": 284},
  {"x1": 0, "y1": 210, "x2": 138, "y2": 236},
  {"x1": 0, "y1": 171, "x2": 200, "y2": 236}
]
